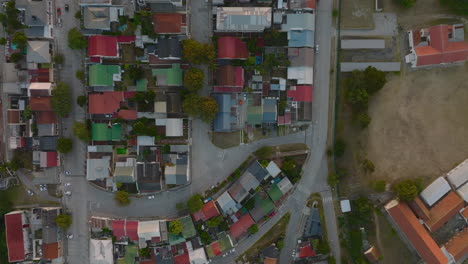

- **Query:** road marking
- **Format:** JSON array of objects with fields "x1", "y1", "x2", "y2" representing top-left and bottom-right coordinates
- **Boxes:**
[{"x1": 322, "y1": 196, "x2": 333, "y2": 203}]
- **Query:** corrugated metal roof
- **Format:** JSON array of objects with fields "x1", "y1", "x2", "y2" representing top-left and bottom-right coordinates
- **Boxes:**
[
  {"x1": 420, "y1": 177, "x2": 451, "y2": 207},
  {"x1": 341, "y1": 39, "x2": 385, "y2": 49},
  {"x1": 216, "y1": 7, "x2": 272, "y2": 32},
  {"x1": 457, "y1": 182, "x2": 468, "y2": 202},
  {"x1": 446, "y1": 159, "x2": 468, "y2": 189}
]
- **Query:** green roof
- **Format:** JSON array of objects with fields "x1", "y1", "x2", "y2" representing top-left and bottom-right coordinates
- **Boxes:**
[
  {"x1": 136, "y1": 78, "x2": 147, "y2": 91},
  {"x1": 180, "y1": 215, "x2": 196, "y2": 239},
  {"x1": 247, "y1": 106, "x2": 263, "y2": 125},
  {"x1": 152, "y1": 64, "x2": 183, "y2": 86},
  {"x1": 255, "y1": 192, "x2": 274, "y2": 214},
  {"x1": 91, "y1": 123, "x2": 122, "y2": 141},
  {"x1": 267, "y1": 184, "x2": 283, "y2": 202},
  {"x1": 169, "y1": 233, "x2": 185, "y2": 245},
  {"x1": 89, "y1": 64, "x2": 120, "y2": 86}
]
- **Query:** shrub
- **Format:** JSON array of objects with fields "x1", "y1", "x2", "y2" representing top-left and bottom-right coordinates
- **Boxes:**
[
  {"x1": 357, "y1": 112, "x2": 371, "y2": 129},
  {"x1": 248, "y1": 224, "x2": 259, "y2": 234},
  {"x1": 77, "y1": 95, "x2": 87, "y2": 107},
  {"x1": 334, "y1": 139, "x2": 346, "y2": 158},
  {"x1": 392, "y1": 179, "x2": 423, "y2": 201},
  {"x1": 51, "y1": 82, "x2": 72, "y2": 118},
  {"x1": 327, "y1": 172, "x2": 340, "y2": 186},
  {"x1": 55, "y1": 214, "x2": 72, "y2": 229},
  {"x1": 57, "y1": 138, "x2": 73, "y2": 154},
  {"x1": 10, "y1": 52, "x2": 23, "y2": 63},
  {"x1": 114, "y1": 190, "x2": 131, "y2": 206},
  {"x1": 169, "y1": 220, "x2": 183, "y2": 234}
]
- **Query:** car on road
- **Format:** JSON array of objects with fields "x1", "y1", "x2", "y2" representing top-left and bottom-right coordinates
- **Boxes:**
[
  {"x1": 27, "y1": 189, "x2": 34, "y2": 196},
  {"x1": 39, "y1": 184, "x2": 47, "y2": 191},
  {"x1": 203, "y1": 197, "x2": 212, "y2": 203},
  {"x1": 64, "y1": 182, "x2": 71, "y2": 187},
  {"x1": 65, "y1": 4, "x2": 69, "y2": 12},
  {"x1": 56, "y1": 8, "x2": 61, "y2": 17},
  {"x1": 67, "y1": 233, "x2": 73, "y2": 239},
  {"x1": 147, "y1": 195, "x2": 155, "y2": 200},
  {"x1": 65, "y1": 191, "x2": 72, "y2": 196},
  {"x1": 315, "y1": 44, "x2": 319, "y2": 54},
  {"x1": 64, "y1": 171, "x2": 71, "y2": 175}
]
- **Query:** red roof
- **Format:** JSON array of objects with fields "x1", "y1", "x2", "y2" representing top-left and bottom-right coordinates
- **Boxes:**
[
  {"x1": 36, "y1": 111, "x2": 57, "y2": 124},
  {"x1": 153, "y1": 13, "x2": 186, "y2": 34},
  {"x1": 30, "y1": 97, "x2": 53, "y2": 111},
  {"x1": 192, "y1": 201, "x2": 221, "y2": 222},
  {"x1": 289, "y1": 0, "x2": 316, "y2": 9},
  {"x1": 299, "y1": 245, "x2": 315, "y2": 258},
  {"x1": 116, "y1": 35, "x2": 136, "y2": 43},
  {"x1": 46, "y1": 152, "x2": 58, "y2": 167},
  {"x1": 426, "y1": 191, "x2": 464, "y2": 231},
  {"x1": 445, "y1": 227, "x2": 468, "y2": 262},
  {"x1": 111, "y1": 220, "x2": 139, "y2": 241},
  {"x1": 174, "y1": 251, "x2": 190, "y2": 264},
  {"x1": 112, "y1": 220, "x2": 125, "y2": 240},
  {"x1": 415, "y1": 25, "x2": 468, "y2": 66},
  {"x1": 287, "y1": 85, "x2": 313, "y2": 102},
  {"x1": 117, "y1": 109, "x2": 137, "y2": 120},
  {"x1": 126, "y1": 220, "x2": 139, "y2": 241},
  {"x1": 216, "y1": 65, "x2": 244, "y2": 87},
  {"x1": 88, "y1": 92, "x2": 124, "y2": 114},
  {"x1": 5, "y1": 212, "x2": 25, "y2": 262},
  {"x1": 88, "y1": 35, "x2": 118, "y2": 57},
  {"x1": 43, "y1": 242, "x2": 59, "y2": 260},
  {"x1": 211, "y1": 241, "x2": 222, "y2": 256},
  {"x1": 214, "y1": 86, "x2": 243, "y2": 93},
  {"x1": 278, "y1": 112, "x2": 292, "y2": 125},
  {"x1": 385, "y1": 200, "x2": 448, "y2": 264},
  {"x1": 230, "y1": 214, "x2": 255, "y2": 239},
  {"x1": 217, "y1": 37, "x2": 248, "y2": 59}
]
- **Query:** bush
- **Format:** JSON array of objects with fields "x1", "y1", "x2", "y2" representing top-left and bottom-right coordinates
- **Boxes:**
[
  {"x1": 51, "y1": 82, "x2": 72, "y2": 118},
  {"x1": 392, "y1": 179, "x2": 423, "y2": 201},
  {"x1": 361, "y1": 159, "x2": 375, "y2": 173},
  {"x1": 139, "y1": 247, "x2": 151, "y2": 257},
  {"x1": 254, "y1": 146, "x2": 274, "y2": 159},
  {"x1": 55, "y1": 214, "x2": 72, "y2": 229},
  {"x1": 12, "y1": 31, "x2": 27, "y2": 50},
  {"x1": 334, "y1": 139, "x2": 346, "y2": 158},
  {"x1": 395, "y1": 0, "x2": 415, "y2": 8},
  {"x1": 114, "y1": 190, "x2": 131, "y2": 206},
  {"x1": 248, "y1": 224, "x2": 259, "y2": 234},
  {"x1": 187, "y1": 194, "x2": 203, "y2": 213},
  {"x1": 206, "y1": 216, "x2": 224, "y2": 228},
  {"x1": 75, "y1": 70, "x2": 85, "y2": 81},
  {"x1": 199, "y1": 230, "x2": 211, "y2": 244},
  {"x1": 22, "y1": 106, "x2": 32, "y2": 120},
  {"x1": 327, "y1": 172, "x2": 340, "y2": 186},
  {"x1": 53, "y1": 54, "x2": 64, "y2": 64},
  {"x1": 0, "y1": 38, "x2": 6, "y2": 45},
  {"x1": 169, "y1": 220, "x2": 183, "y2": 234},
  {"x1": 57, "y1": 138, "x2": 73, "y2": 154},
  {"x1": 371, "y1": 180, "x2": 386, "y2": 193},
  {"x1": 10, "y1": 52, "x2": 23, "y2": 63},
  {"x1": 357, "y1": 112, "x2": 371, "y2": 129},
  {"x1": 77, "y1": 95, "x2": 87, "y2": 107},
  {"x1": 68, "y1": 28, "x2": 87, "y2": 50}
]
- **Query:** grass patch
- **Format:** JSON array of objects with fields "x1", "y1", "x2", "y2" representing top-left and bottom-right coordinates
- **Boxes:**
[
  {"x1": 278, "y1": 143, "x2": 308, "y2": 152},
  {"x1": 211, "y1": 131, "x2": 240, "y2": 149},
  {"x1": 238, "y1": 213, "x2": 291, "y2": 262}
]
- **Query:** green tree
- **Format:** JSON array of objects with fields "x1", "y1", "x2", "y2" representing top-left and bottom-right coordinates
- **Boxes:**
[
  {"x1": 139, "y1": 247, "x2": 151, "y2": 257},
  {"x1": 327, "y1": 172, "x2": 340, "y2": 186},
  {"x1": 282, "y1": 159, "x2": 296, "y2": 172},
  {"x1": 396, "y1": 0, "x2": 415, "y2": 8},
  {"x1": 254, "y1": 146, "x2": 274, "y2": 159},
  {"x1": 0, "y1": 38, "x2": 6, "y2": 45},
  {"x1": 169, "y1": 220, "x2": 183, "y2": 234},
  {"x1": 68, "y1": 28, "x2": 87, "y2": 50},
  {"x1": 199, "y1": 230, "x2": 211, "y2": 244},
  {"x1": 53, "y1": 54, "x2": 64, "y2": 64},
  {"x1": 114, "y1": 190, "x2": 131, "y2": 206},
  {"x1": 361, "y1": 159, "x2": 375, "y2": 173},
  {"x1": 77, "y1": 95, "x2": 87, "y2": 107},
  {"x1": 206, "y1": 216, "x2": 224, "y2": 228},
  {"x1": 55, "y1": 214, "x2": 72, "y2": 229},
  {"x1": 74, "y1": 11, "x2": 82, "y2": 19},
  {"x1": 51, "y1": 82, "x2": 72, "y2": 117},
  {"x1": 126, "y1": 66, "x2": 144, "y2": 80},
  {"x1": 357, "y1": 112, "x2": 371, "y2": 129},
  {"x1": 334, "y1": 138, "x2": 346, "y2": 157},
  {"x1": 10, "y1": 52, "x2": 23, "y2": 63},
  {"x1": 22, "y1": 106, "x2": 32, "y2": 120},
  {"x1": 392, "y1": 179, "x2": 423, "y2": 201},
  {"x1": 277, "y1": 238, "x2": 284, "y2": 249},
  {"x1": 57, "y1": 138, "x2": 73, "y2": 154},
  {"x1": 184, "y1": 67, "x2": 204, "y2": 91},
  {"x1": 364, "y1": 66, "x2": 387, "y2": 95},
  {"x1": 73, "y1": 122, "x2": 90, "y2": 142},
  {"x1": 75, "y1": 70, "x2": 85, "y2": 81},
  {"x1": 0, "y1": 1, "x2": 22, "y2": 34},
  {"x1": 186, "y1": 194, "x2": 203, "y2": 213},
  {"x1": 332, "y1": 8, "x2": 339, "y2": 17},
  {"x1": 181, "y1": 39, "x2": 215, "y2": 64},
  {"x1": 248, "y1": 224, "x2": 259, "y2": 234},
  {"x1": 12, "y1": 31, "x2": 27, "y2": 50},
  {"x1": 259, "y1": 159, "x2": 269, "y2": 167},
  {"x1": 182, "y1": 94, "x2": 218, "y2": 123}
]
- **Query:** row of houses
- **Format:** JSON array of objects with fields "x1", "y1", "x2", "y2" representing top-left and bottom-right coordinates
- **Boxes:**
[
  {"x1": 385, "y1": 158, "x2": 468, "y2": 264},
  {"x1": 211, "y1": 0, "x2": 317, "y2": 134}
]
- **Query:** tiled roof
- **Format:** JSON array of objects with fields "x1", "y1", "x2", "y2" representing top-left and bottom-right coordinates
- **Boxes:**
[
  {"x1": 408, "y1": 197, "x2": 430, "y2": 221},
  {"x1": 462, "y1": 206, "x2": 468, "y2": 219},
  {"x1": 249, "y1": 191, "x2": 275, "y2": 222},
  {"x1": 192, "y1": 201, "x2": 221, "y2": 222},
  {"x1": 88, "y1": 35, "x2": 118, "y2": 57},
  {"x1": 426, "y1": 191, "x2": 464, "y2": 231},
  {"x1": 91, "y1": 123, "x2": 122, "y2": 141},
  {"x1": 30, "y1": 97, "x2": 53, "y2": 111},
  {"x1": 217, "y1": 37, "x2": 248, "y2": 59},
  {"x1": 112, "y1": 220, "x2": 139, "y2": 241},
  {"x1": 444, "y1": 227, "x2": 468, "y2": 262},
  {"x1": 43, "y1": 242, "x2": 59, "y2": 260},
  {"x1": 88, "y1": 64, "x2": 120, "y2": 86},
  {"x1": 298, "y1": 245, "x2": 315, "y2": 258},
  {"x1": 46, "y1": 152, "x2": 58, "y2": 167},
  {"x1": 385, "y1": 200, "x2": 448, "y2": 264},
  {"x1": 117, "y1": 109, "x2": 137, "y2": 120},
  {"x1": 5, "y1": 212, "x2": 25, "y2": 262},
  {"x1": 36, "y1": 111, "x2": 57, "y2": 124},
  {"x1": 7, "y1": 109, "x2": 21, "y2": 124},
  {"x1": 152, "y1": 64, "x2": 183, "y2": 86},
  {"x1": 289, "y1": 0, "x2": 316, "y2": 9},
  {"x1": 216, "y1": 65, "x2": 244, "y2": 87},
  {"x1": 287, "y1": 85, "x2": 313, "y2": 102},
  {"x1": 88, "y1": 91, "x2": 124, "y2": 114},
  {"x1": 267, "y1": 184, "x2": 283, "y2": 202},
  {"x1": 230, "y1": 213, "x2": 255, "y2": 239},
  {"x1": 153, "y1": 13, "x2": 186, "y2": 34}
]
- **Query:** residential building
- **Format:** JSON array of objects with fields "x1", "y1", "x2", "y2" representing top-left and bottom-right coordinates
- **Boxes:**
[
  {"x1": 446, "y1": 158, "x2": 468, "y2": 189},
  {"x1": 214, "y1": 65, "x2": 244, "y2": 93},
  {"x1": 213, "y1": 93, "x2": 241, "y2": 132},
  {"x1": 88, "y1": 91, "x2": 125, "y2": 115},
  {"x1": 420, "y1": 177, "x2": 451, "y2": 207},
  {"x1": 5, "y1": 211, "x2": 30, "y2": 262},
  {"x1": 444, "y1": 228, "x2": 468, "y2": 263},
  {"x1": 248, "y1": 191, "x2": 275, "y2": 222},
  {"x1": 192, "y1": 201, "x2": 221, "y2": 222},
  {"x1": 262, "y1": 245, "x2": 279, "y2": 264},
  {"x1": 88, "y1": 64, "x2": 121, "y2": 89},
  {"x1": 152, "y1": 64, "x2": 183, "y2": 86},
  {"x1": 288, "y1": 30, "x2": 314, "y2": 48},
  {"x1": 88, "y1": 35, "x2": 119, "y2": 59},
  {"x1": 281, "y1": 13, "x2": 315, "y2": 32},
  {"x1": 86, "y1": 156, "x2": 111, "y2": 181},
  {"x1": 303, "y1": 207, "x2": 322, "y2": 237},
  {"x1": 16, "y1": 0, "x2": 52, "y2": 38},
  {"x1": 26, "y1": 41, "x2": 51, "y2": 64},
  {"x1": 406, "y1": 24, "x2": 468, "y2": 67},
  {"x1": 138, "y1": 220, "x2": 161, "y2": 248},
  {"x1": 229, "y1": 213, "x2": 255, "y2": 240},
  {"x1": 217, "y1": 191, "x2": 240, "y2": 216},
  {"x1": 113, "y1": 157, "x2": 136, "y2": 183},
  {"x1": 164, "y1": 153, "x2": 188, "y2": 185},
  {"x1": 288, "y1": 0, "x2": 316, "y2": 10},
  {"x1": 157, "y1": 37, "x2": 183, "y2": 60},
  {"x1": 83, "y1": 6, "x2": 123, "y2": 30},
  {"x1": 215, "y1": 7, "x2": 272, "y2": 32},
  {"x1": 217, "y1": 37, "x2": 249, "y2": 60},
  {"x1": 91, "y1": 123, "x2": 123, "y2": 142},
  {"x1": 112, "y1": 220, "x2": 139, "y2": 241},
  {"x1": 89, "y1": 239, "x2": 113, "y2": 264},
  {"x1": 152, "y1": 13, "x2": 187, "y2": 34}
]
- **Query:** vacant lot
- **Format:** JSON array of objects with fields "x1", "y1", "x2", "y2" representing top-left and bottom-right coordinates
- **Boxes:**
[
  {"x1": 211, "y1": 131, "x2": 240, "y2": 149},
  {"x1": 341, "y1": 0, "x2": 374, "y2": 29},
  {"x1": 338, "y1": 65, "x2": 468, "y2": 195}
]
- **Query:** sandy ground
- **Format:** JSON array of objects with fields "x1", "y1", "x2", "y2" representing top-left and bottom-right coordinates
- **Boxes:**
[{"x1": 341, "y1": 0, "x2": 375, "y2": 29}]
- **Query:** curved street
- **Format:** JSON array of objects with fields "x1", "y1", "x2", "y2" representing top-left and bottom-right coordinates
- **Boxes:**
[{"x1": 48, "y1": 0, "x2": 340, "y2": 263}]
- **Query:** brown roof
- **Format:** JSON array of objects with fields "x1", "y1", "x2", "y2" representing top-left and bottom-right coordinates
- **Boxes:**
[
  {"x1": 444, "y1": 227, "x2": 468, "y2": 262},
  {"x1": 152, "y1": 13, "x2": 185, "y2": 34},
  {"x1": 42, "y1": 242, "x2": 59, "y2": 260},
  {"x1": 264, "y1": 257, "x2": 278, "y2": 264},
  {"x1": 216, "y1": 65, "x2": 244, "y2": 87},
  {"x1": 7, "y1": 109, "x2": 21, "y2": 124},
  {"x1": 408, "y1": 197, "x2": 430, "y2": 221},
  {"x1": 462, "y1": 206, "x2": 468, "y2": 219},
  {"x1": 426, "y1": 191, "x2": 464, "y2": 232},
  {"x1": 385, "y1": 200, "x2": 448, "y2": 264},
  {"x1": 36, "y1": 111, "x2": 57, "y2": 124},
  {"x1": 29, "y1": 97, "x2": 53, "y2": 111},
  {"x1": 364, "y1": 246, "x2": 380, "y2": 263}
]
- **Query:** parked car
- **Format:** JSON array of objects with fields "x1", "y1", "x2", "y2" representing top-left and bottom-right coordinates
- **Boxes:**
[
  {"x1": 64, "y1": 182, "x2": 71, "y2": 187},
  {"x1": 65, "y1": 4, "x2": 69, "y2": 12},
  {"x1": 27, "y1": 189, "x2": 34, "y2": 196},
  {"x1": 147, "y1": 195, "x2": 155, "y2": 200},
  {"x1": 315, "y1": 44, "x2": 319, "y2": 54},
  {"x1": 65, "y1": 191, "x2": 72, "y2": 196},
  {"x1": 203, "y1": 197, "x2": 212, "y2": 203},
  {"x1": 65, "y1": 171, "x2": 71, "y2": 175},
  {"x1": 56, "y1": 8, "x2": 61, "y2": 16},
  {"x1": 39, "y1": 184, "x2": 47, "y2": 191},
  {"x1": 67, "y1": 233, "x2": 73, "y2": 239}
]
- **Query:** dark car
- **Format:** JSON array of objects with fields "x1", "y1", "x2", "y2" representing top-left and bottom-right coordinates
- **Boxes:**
[
  {"x1": 56, "y1": 8, "x2": 61, "y2": 16},
  {"x1": 65, "y1": 4, "x2": 69, "y2": 12}
]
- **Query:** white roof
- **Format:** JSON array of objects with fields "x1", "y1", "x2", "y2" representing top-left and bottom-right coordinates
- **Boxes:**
[
  {"x1": 420, "y1": 177, "x2": 451, "y2": 206},
  {"x1": 277, "y1": 177, "x2": 293, "y2": 194},
  {"x1": 265, "y1": 161, "x2": 281, "y2": 178},
  {"x1": 155, "y1": 101, "x2": 167, "y2": 113},
  {"x1": 28, "y1": 82, "x2": 52, "y2": 90},
  {"x1": 456, "y1": 182, "x2": 468, "y2": 203},
  {"x1": 188, "y1": 247, "x2": 208, "y2": 264},
  {"x1": 26, "y1": 41, "x2": 51, "y2": 63},
  {"x1": 216, "y1": 7, "x2": 272, "y2": 32},
  {"x1": 89, "y1": 239, "x2": 113, "y2": 264},
  {"x1": 138, "y1": 220, "x2": 160, "y2": 241},
  {"x1": 216, "y1": 191, "x2": 238, "y2": 215},
  {"x1": 446, "y1": 159, "x2": 468, "y2": 189},
  {"x1": 340, "y1": 200, "x2": 351, "y2": 213},
  {"x1": 137, "y1": 136, "x2": 154, "y2": 146},
  {"x1": 86, "y1": 157, "x2": 111, "y2": 181},
  {"x1": 287, "y1": 66, "x2": 313, "y2": 85},
  {"x1": 166, "y1": 118, "x2": 183, "y2": 137}
]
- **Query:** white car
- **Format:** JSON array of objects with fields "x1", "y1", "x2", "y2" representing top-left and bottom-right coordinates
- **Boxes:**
[
  {"x1": 65, "y1": 191, "x2": 72, "y2": 196},
  {"x1": 67, "y1": 233, "x2": 73, "y2": 239},
  {"x1": 65, "y1": 171, "x2": 71, "y2": 175},
  {"x1": 39, "y1": 184, "x2": 47, "y2": 191},
  {"x1": 315, "y1": 44, "x2": 319, "y2": 54},
  {"x1": 147, "y1": 195, "x2": 155, "y2": 200},
  {"x1": 64, "y1": 183, "x2": 71, "y2": 187},
  {"x1": 27, "y1": 189, "x2": 34, "y2": 196}
]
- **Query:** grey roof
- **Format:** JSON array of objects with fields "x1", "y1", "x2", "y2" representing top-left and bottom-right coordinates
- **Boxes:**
[
  {"x1": 245, "y1": 161, "x2": 269, "y2": 183},
  {"x1": 27, "y1": 41, "x2": 51, "y2": 63},
  {"x1": 166, "y1": 93, "x2": 182, "y2": 114},
  {"x1": 281, "y1": 13, "x2": 315, "y2": 31},
  {"x1": 16, "y1": 0, "x2": 48, "y2": 26},
  {"x1": 41, "y1": 208, "x2": 60, "y2": 244},
  {"x1": 87, "y1": 156, "x2": 111, "y2": 181},
  {"x1": 157, "y1": 37, "x2": 182, "y2": 59},
  {"x1": 25, "y1": 26, "x2": 45, "y2": 38},
  {"x1": 217, "y1": 191, "x2": 239, "y2": 215},
  {"x1": 239, "y1": 171, "x2": 260, "y2": 192},
  {"x1": 83, "y1": 6, "x2": 111, "y2": 30},
  {"x1": 37, "y1": 124, "x2": 54, "y2": 137},
  {"x1": 446, "y1": 159, "x2": 468, "y2": 189},
  {"x1": 340, "y1": 62, "x2": 401, "y2": 72},
  {"x1": 39, "y1": 136, "x2": 58, "y2": 151},
  {"x1": 457, "y1": 182, "x2": 468, "y2": 202},
  {"x1": 420, "y1": 177, "x2": 451, "y2": 206},
  {"x1": 303, "y1": 208, "x2": 322, "y2": 237},
  {"x1": 228, "y1": 182, "x2": 249, "y2": 203},
  {"x1": 288, "y1": 48, "x2": 314, "y2": 67},
  {"x1": 262, "y1": 245, "x2": 279, "y2": 259},
  {"x1": 216, "y1": 7, "x2": 272, "y2": 32},
  {"x1": 80, "y1": 0, "x2": 112, "y2": 4},
  {"x1": 137, "y1": 162, "x2": 162, "y2": 192},
  {"x1": 213, "y1": 94, "x2": 233, "y2": 132},
  {"x1": 288, "y1": 30, "x2": 314, "y2": 48},
  {"x1": 164, "y1": 154, "x2": 187, "y2": 185},
  {"x1": 299, "y1": 101, "x2": 312, "y2": 121}
]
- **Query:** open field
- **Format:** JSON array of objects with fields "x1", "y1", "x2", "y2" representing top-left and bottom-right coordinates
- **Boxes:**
[
  {"x1": 341, "y1": 0, "x2": 374, "y2": 29},
  {"x1": 338, "y1": 65, "x2": 468, "y2": 196}
]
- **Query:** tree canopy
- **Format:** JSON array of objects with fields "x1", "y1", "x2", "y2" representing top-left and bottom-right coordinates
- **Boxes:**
[
  {"x1": 187, "y1": 194, "x2": 203, "y2": 213},
  {"x1": 206, "y1": 216, "x2": 224, "y2": 228},
  {"x1": 73, "y1": 122, "x2": 90, "y2": 142},
  {"x1": 0, "y1": 1, "x2": 22, "y2": 34},
  {"x1": 169, "y1": 220, "x2": 183, "y2": 234},
  {"x1": 392, "y1": 179, "x2": 423, "y2": 201},
  {"x1": 57, "y1": 138, "x2": 73, "y2": 154},
  {"x1": 77, "y1": 95, "x2": 87, "y2": 107},
  {"x1": 184, "y1": 67, "x2": 205, "y2": 91},
  {"x1": 182, "y1": 94, "x2": 218, "y2": 123},
  {"x1": 68, "y1": 28, "x2": 87, "y2": 50},
  {"x1": 114, "y1": 190, "x2": 131, "y2": 206},
  {"x1": 53, "y1": 54, "x2": 64, "y2": 64},
  {"x1": 248, "y1": 224, "x2": 259, "y2": 234},
  {"x1": 181, "y1": 39, "x2": 215, "y2": 64},
  {"x1": 12, "y1": 31, "x2": 27, "y2": 51},
  {"x1": 131, "y1": 117, "x2": 158, "y2": 137},
  {"x1": 55, "y1": 214, "x2": 72, "y2": 229},
  {"x1": 51, "y1": 82, "x2": 72, "y2": 118}
]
